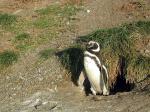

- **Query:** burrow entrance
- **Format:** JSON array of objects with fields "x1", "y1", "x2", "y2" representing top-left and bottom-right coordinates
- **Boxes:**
[{"x1": 111, "y1": 56, "x2": 135, "y2": 94}]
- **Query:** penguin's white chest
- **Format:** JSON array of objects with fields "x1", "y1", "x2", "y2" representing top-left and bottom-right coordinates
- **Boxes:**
[{"x1": 84, "y1": 56, "x2": 102, "y2": 92}]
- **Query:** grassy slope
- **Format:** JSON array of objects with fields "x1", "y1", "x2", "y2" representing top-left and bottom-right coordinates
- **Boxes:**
[{"x1": 80, "y1": 21, "x2": 150, "y2": 82}]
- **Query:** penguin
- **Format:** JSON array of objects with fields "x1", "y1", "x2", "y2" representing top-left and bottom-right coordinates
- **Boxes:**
[{"x1": 83, "y1": 41, "x2": 109, "y2": 95}]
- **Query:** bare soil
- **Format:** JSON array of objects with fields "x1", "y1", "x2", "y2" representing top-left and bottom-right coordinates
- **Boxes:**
[{"x1": 0, "y1": 0, "x2": 150, "y2": 112}]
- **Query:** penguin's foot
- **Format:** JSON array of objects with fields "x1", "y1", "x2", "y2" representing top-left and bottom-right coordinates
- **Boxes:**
[
  {"x1": 90, "y1": 87, "x2": 97, "y2": 95},
  {"x1": 103, "y1": 90, "x2": 110, "y2": 96}
]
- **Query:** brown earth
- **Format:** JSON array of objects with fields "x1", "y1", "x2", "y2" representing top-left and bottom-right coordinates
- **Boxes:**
[{"x1": 0, "y1": 0, "x2": 150, "y2": 112}]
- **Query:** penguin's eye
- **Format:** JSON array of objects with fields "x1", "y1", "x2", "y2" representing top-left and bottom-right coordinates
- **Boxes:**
[
  {"x1": 87, "y1": 43, "x2": 98, "y2": 50},
  {"x1": 93, "y1": 43, "x2": 98, "y2": 49}
]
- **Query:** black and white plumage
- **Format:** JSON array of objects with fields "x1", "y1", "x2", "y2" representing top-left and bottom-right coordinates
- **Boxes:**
[{"x1": 83, "y1": 41, "x2": 109, "y2": 95}]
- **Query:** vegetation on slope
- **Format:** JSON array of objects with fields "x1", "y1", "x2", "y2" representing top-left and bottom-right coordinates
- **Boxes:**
[
  {"x1": 58, "y1": 21, "x2": 150, "y2": 88},
  {"x1": 79, "y1": 21, "x2": 150, "y2": 82}
]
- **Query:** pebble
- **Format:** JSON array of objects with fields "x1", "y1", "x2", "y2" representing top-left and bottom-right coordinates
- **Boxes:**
[
  {"x1": 13, "y1": 9, "x2": 23, "y2": 15},
  {"x1": 42, "y1": 101, "x2": 48, "y2": 105},
  {"x1": 145, "y1": 49, "x2": 150, "y2": 54},
  {"x1": 87, "y1": 9, "x2": 90, "y2": 13},
  {"x1": 38, "y1": 77, "x2": 43, "y2": 81},
  {"x1": 66, "y1": 22, "x2": 70, "y2": 25},
  {"x1": 33, "y1": 99, "x2": 42, "y2": 109},
  {"x1": 54, "y1": 86, "x2": 58, "y2": 92}
]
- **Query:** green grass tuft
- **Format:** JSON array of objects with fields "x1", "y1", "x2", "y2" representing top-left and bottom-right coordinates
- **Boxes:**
[
  {"x1": 36, "y1": 4, "x2": 80, "y2": 17},
  {"x1": 0, "y1": 13, "x2": 17, "y2": 26},
  {"x1": 39, "y1": 49, "x2": 55, "y2": 60},
  {"x1": 134, "y1": 21, "x2": 150, "y2": 34},
  {"x1": 14, "y1": 33, "x2": 31, "y2": 51},
  {"x1": 36, "y1": 5, "x2": 61, "y2": 15},
  {"x1": 127, "y1": 54, "x2": 150, "y2": 82},
  {"x1": 61, "y1": 5, "x2": 81, "y2": 17},
  {"x1": 15, "y1": 33, "x2": 30, "y2": 41},
  {"x1": 0, "y1": 51, "x2": 18, "y2": 66},
  {"x1": 33, "y1": 16, "x2": 60, "y2": 29}
]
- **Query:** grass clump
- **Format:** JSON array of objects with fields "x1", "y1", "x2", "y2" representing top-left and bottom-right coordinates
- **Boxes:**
[
  {"x1": 0, "y1": 13, "x2": 17, "y2": 27},
  {"x1": 61, "y1": 5, "x2": 81, "y2": 17},
  {"x1": 39, "y1": 49, "x2": 55, "y2": 60},
  {"x1": 33, "y1": 17, "x2": 59, "y2": 29},
  {"x1": 127, "y1": 55, "x2": 150, "y2": 82},
  {"x1": 0, "y1": 51, "x2": 18, "y2": 66},
  {"x1": 36, "y1": 4, "x2": 80, "y2": 17},
  {"x1": 132, "y1": 21, "x2": 150, "y2": 34},
  {"x1": 62, "y1": 0, "x2": 84, "y2": 5},
  {"x1": 14, "y1": 33, "x2": 31, "y2": 51},
  {"x1": 15, "y1": 33, "x2": 30, "y2": 41},
  {"x1": 36, "y1": 5, "x2": 61, "y2": 15}
]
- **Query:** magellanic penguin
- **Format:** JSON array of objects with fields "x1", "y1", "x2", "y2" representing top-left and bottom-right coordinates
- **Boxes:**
[{"x1": 83, "y1": 41, "x2": 109, "y2": 95}]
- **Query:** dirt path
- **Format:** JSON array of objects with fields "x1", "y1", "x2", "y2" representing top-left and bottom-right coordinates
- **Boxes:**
[
  {"x1": 1, "y1": 84, "x2": 150, "y2": 112},
  {"x1": 0, "y1": 0, "x2": 150, "y2": 112}
]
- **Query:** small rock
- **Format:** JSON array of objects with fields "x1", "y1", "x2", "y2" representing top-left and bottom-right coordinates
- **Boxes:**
[
  {"x1": 47, "y1": 88, "x2": 55, "y2": 93},
  {"x1": 13, "y1": 93, "x2": 16, "y2": 96},
  {"x1": 31, "y1": 99, "x2": 42, "y2": 109},
  {"x1": 87, "y1": 9, "x2": 90, "y2": 13},
  {"x1": 42, "y1": 101, "x2": 48, "y2": 105},
  {"x1": 66, "y1": 21, "x2": 70, "y2": 25},
  {"x1": 6, "y1": 76, "x2": 10, "y2": 79},
  {"x1": 13, "y1": 9, "x2": 23, "y2": 15},
  {"x1": 54, "y1": 86, "x2": 58, "y2": 92},
  {"x1": 145, "y1": 49, "x2": 150, "y2": 54},
  {"x1": 38, "y1": 77, "x2": 43, "y2": 81}
]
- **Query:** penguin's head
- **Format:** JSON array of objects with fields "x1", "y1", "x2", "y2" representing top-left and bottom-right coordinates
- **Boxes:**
[{"x1": 86, "y1": 41, "x2": 100, "y2": 53}]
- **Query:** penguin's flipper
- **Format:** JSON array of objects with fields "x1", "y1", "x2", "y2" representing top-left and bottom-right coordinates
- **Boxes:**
[{"x1": 101, "y1": 65, "x2": 109, "y2": 92}]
